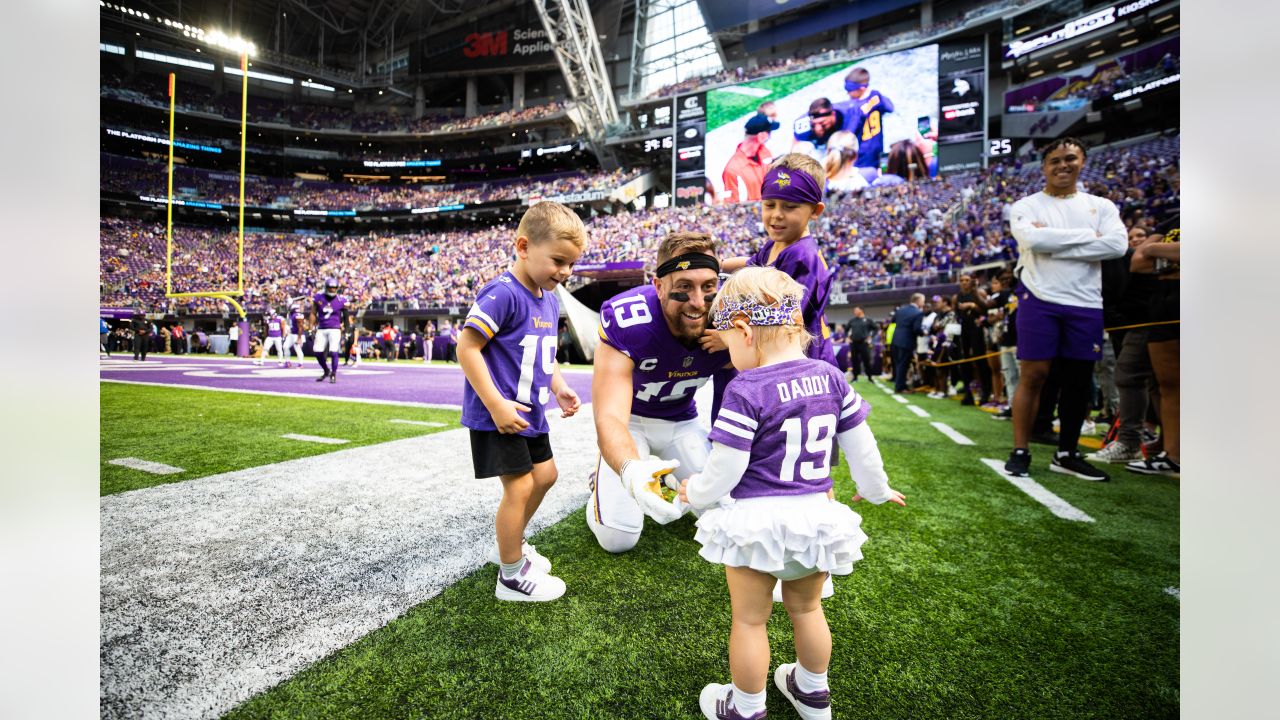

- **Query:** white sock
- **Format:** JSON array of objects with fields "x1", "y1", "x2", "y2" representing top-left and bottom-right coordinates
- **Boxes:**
[
  {"x1": 794, "y1": 662, "x2": 828, "y2": 693},
  {"x1": 500, "y1": 558, "x2": 526, "y2": 579},
  {"x1": 730, "y1": 684, "x2": 766, "y2": 716}
]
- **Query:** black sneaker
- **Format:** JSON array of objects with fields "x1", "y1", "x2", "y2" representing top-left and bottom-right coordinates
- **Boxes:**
[
  {"x1": 329, "y1": 374, "x2": 337, "y2": 384},
  {"x1": 1050, "y1": 451, "x2": 1110, "y2": 481},
  {"x1": 1030, "y1": 430, "x2": 1060, "y2": 446},
  {"x1": 992, "y1": 407, "x2": 1013, "y2": 421},
  {"x1": 1004, "y1": 448, "x2": 1031, "y2": 476},
  {"x1": 315, "y1": 373, "x2": 329, "y2": 382},
  {"x1": 1126, "y1": 452, "x2": 1180, "y2": 477}
]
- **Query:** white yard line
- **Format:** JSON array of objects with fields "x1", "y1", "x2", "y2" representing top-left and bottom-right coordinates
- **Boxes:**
[
  {"x1": 930, "y1": 422, "x2": 975, "y2": 445},
  {"x1": 389, "y1": 419, "x2": 448, "y2": 427},
  {"x1": 906, "y1": 404, "x2": 930, "y2": 418},
  {"x1": 100, "y1": 407, "x2": 598, "y2": 720},
  {"x1": 281, "y1": 433, "x2": 349, "y2": 445},
  {"x1": 891, "y1": 394, "x2": 909, "y2": 404},
  {"x1": 979, "y1": 458, "x2": 1096, "y2": 523},
  {"x1": 101, "y1": 379, "x2": 462, "y2": 410},
  {"x1": 108, "y1": 457, "x2": 185, "y2": 475}
]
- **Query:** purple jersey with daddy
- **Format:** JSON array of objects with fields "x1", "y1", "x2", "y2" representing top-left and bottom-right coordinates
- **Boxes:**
[
  {"x1": 461, "y1": 271, "x2": 560, "y2": 437},
  {"x1": 312, "y1": 293, "x2": 348, "y2": 330},
  {"x1": 598, "y1": 285, "x2": 729, "y2": 422},
  {"x1": 266, "y1": 313, "x2": 283, "y2": 338},
  {"x1": 710, "y1": 358, "x2": 869, "y2": 499},
  {"x1": 748, "y1": 236, "x2": 837, "y2": 366}
]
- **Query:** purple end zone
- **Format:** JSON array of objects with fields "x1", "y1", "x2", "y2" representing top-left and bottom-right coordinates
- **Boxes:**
[{"x1": 99, "y1": 356, "x2": 594, "y2": 408}]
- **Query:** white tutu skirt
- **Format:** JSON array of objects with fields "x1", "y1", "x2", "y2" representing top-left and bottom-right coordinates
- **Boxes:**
[{"x1": 694, "y1": 493, "x2": 868, "y2": 579}]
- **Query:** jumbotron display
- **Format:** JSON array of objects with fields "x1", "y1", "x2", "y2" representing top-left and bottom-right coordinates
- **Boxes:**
[{"x1": 704, "y1": 43, "x2": 940, "y2": 203}]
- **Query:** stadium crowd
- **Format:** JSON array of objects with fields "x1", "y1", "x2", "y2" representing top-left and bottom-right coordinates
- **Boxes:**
[
  {"x1": 101, "y1": 135, "x2": 1178, "y2": 317},
  {"x1": 101, "y1": 154, "x2": 640, "y2": 211}
]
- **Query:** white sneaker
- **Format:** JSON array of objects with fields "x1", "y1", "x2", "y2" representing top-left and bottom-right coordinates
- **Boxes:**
[
  {"x1": 772, "y1": 574, "x2": 835, "y2": 603},
  {"x1": 494, "y1": 561, "x2": 566, "y2": 602},
  {"x1": 1081, "y1": 419, "x2": 1097, "y2": 435},
  {"x1": 488, "y1": 541, "x2": 551, "y2": 573},
  {"x1": 774, "y1": 663, "x2": 832, "y2": 720},
  {"x1": 698, "y1": 682, "x2": 766, "y2": 720}
]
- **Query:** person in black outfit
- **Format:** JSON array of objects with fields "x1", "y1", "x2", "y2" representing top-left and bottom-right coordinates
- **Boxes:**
[
  {"x1": 843, "y1": 306, "x2": 875, "y2": 381},
  {"x1": 129, "y1": 306, "x2": 151, "y2": 361},
  {"x1": 952, "y1": 274, "x2": 994, "y2": 405}
]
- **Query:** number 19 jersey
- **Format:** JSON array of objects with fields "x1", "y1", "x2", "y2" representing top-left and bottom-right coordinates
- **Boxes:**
[
  {"x1": 709, "y1": 358, "x2": 869, "y2": 499},
  {"x1": 461, "y1": 271, "x2": 560, "y2": 437},
  {"x1": 597, "y1": 285, "x2": 729, "y2": 422}
]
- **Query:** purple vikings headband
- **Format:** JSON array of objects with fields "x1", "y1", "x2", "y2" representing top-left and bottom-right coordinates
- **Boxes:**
[
  {"x1": 844, "y1": 79, "x2": 869, "y2": 92},
  {"x1": 760, "y1": 166, "x2": 823, "y2": 205},
  {"x1": 712, "y1": 294, "x2": 803, "y2": 331}
]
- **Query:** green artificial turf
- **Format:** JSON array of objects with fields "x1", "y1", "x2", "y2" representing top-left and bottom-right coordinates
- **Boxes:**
[
  {"x1": 225, "y1": 378, "x2": 1179, "y2": 720},
  {"x1": 706, "y1": 61, "x2": 857, "y2": 132},
  {"x1": 100, "y1": 383, "x2": 459, "y2": 496}
]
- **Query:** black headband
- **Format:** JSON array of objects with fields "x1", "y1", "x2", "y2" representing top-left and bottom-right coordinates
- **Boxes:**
[{"x1": 655, "y1": 252, "x2": 721, "y2": 278}]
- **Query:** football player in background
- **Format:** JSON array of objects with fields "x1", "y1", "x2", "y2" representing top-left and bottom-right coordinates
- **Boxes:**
[{"x1": 309, "y1": 278, "x2": 348, "y2": 384}]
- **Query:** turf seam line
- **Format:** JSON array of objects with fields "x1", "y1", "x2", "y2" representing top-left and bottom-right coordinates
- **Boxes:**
[
  {"x1": 979, "y1": 458, "x2": 1096, "y2": 522},
  {"x1": 930, "y1": 421, "x2": 975, "y2": 445},
  {"x1": 108, "y1": 457, "x2": 185, "y2": 475},
  {"x1": 281, "y1": 433, "x2": 350, "y2": 444}
]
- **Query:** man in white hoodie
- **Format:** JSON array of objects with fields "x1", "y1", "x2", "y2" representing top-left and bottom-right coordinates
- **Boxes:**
[{"x1": 1004, "y1": 138, "x2": 1127, "y2": 481}]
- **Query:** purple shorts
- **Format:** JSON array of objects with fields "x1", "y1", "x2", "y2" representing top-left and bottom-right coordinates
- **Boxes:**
[{"x1": 1015, "y1": 290, "x2": 1104, "y2": 362}]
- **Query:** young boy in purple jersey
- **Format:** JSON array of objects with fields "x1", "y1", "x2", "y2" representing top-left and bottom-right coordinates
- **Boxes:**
[
  {"x1": 310, "y1": 278, "x2": 349, "y2": 383},
  {"x1": 458, "y1": 201, "x2": 587, "y2": 602},
  {"x1": 838, "y1": 66, "x2": 894, "y2": 183},
  {"x1": 680, "y1": 267, "x2": 905, "y2": 720},
  {"x1": 722, "y1": 154, "x2": 838, "y2": 370}
]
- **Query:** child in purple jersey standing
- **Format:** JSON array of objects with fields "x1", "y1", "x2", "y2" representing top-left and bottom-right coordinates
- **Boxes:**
[
  {"x1": 458, "y1": 201, "x2": 587, "y2": 602},
  {"x1": 680, "y1": 268, "x2": 905, "y2": 720},
  {"x1": 722, "y1": 153, "x2": 839, "y2": 369}
]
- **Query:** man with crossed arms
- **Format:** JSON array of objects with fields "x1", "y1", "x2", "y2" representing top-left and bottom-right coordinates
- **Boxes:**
[{"x1": 588, "y1": 231, "x2": 731, "y2": 554}]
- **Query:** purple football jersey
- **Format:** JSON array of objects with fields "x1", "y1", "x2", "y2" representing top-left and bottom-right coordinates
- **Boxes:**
[
  {"x1": 598, "y1": 284, "x2": 729, "y2": 422},
  {"x1": 461, "y1": 271, "x2": 560, "y2": 437},
  {"x1": 266, "y1": 313, "x2": 283, "y2": 338},
  {"x1": 289, "y1": 310, "x2": 304, "y2": 334},
  {"x1": 312, "y1": 293, "x2": 348, "y2": 330},
  {"x1": 709, "y1": 358, "x2": 869, "y2": 499},
  {"x1": 748, "y1": 236, "x2": 837, "y2": 366}
]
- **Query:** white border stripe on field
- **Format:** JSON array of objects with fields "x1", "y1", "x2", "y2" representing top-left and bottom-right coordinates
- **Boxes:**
[
  {"x1": 389, "y1": 419, "x2": 448, "y2": 427},
  {"x1": 109, "y1": 457, "x2": 184, "y2": 475},
  {"x1": 282, "y1": 433, "x2": 349, "y2": 445},
  {"x1": 101, "y1": 378, "x2": 461, "y2": 410},
  {"x1": 906, "y1": 404, "x2": 930, "y2": 418},
  {"x1": 891, "y1": 394, "x2": 909, "y2": 404},
  {"x1": 930, "y1": 421, "x2": 975, "y2": 445},
  {"x1": 979, "y1": 458, "x2": 1095, "y2": 522}
]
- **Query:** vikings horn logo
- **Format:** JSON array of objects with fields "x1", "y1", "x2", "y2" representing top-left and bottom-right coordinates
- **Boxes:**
[
  {"x1": 677, "y1": 261, "x2": 690, "y2": 270},
  {"x1": 683, "y1": 356, "x2": 694, "y2": 367},
  {"x1": 775, "y1": 171, "x2": 791, "y2": 187}
]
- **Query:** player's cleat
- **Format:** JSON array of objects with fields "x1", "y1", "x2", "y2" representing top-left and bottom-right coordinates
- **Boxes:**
[
  {"x1": 1126, "y1": 452, "x2": 1180, "y2": 477},
  {"x1": 488, "y1": 542, "x2": 551, "y2": 573},
  {"x1": 329, "y1": 374, "x2": 337, "y2": 383},
  {"x1": 494, "y1": 560, "x2": 566, "y2": 602},
  {"x1": 1004, "y1": 448, "x2": 1031, "y2": 477},
  {"x1": 315, "y1": 373, "x2": 329, "y2": 382},
  {"x1": 772, "y1": 575, "x2": 834, "y2": 603},
  {"x1": 1087, "y1": 441, "x2": 1142, "y2": 464},
  {"x1": 1050, "y1": 451, "x2": 1109, "y2": 481},
  {"x1": 699, "y1": 683, "x2": 766, "y2": 720},
  {"x1": 992, "y1": 406, "x2": 1013, "y2": 421},
  {"x1": 775, "y1": 663, "x2": 832, "y2": 720}
]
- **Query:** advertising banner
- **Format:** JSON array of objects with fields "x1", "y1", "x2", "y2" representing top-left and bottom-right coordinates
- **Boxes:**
[{"x1": 410, "y1": 8, "x2": 553, "y2": 72}]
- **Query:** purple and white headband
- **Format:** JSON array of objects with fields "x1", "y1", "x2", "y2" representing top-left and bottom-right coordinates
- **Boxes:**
[
  {"x1": 711, "y1": 294, "x2": 803, "y2": 331},
  {"x1": 760, "y1": 166, "x2": 823, "y2": 205}
]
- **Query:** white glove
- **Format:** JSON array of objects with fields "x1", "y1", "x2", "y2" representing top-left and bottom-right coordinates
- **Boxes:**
[{"x1": 623, "y1": 456, "x2": 683, "y2": 525}]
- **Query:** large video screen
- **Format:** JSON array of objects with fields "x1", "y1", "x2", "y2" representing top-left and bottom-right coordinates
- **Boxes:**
[{"x1": 705, "y1": 44, "x2": 939, "y2": 203}]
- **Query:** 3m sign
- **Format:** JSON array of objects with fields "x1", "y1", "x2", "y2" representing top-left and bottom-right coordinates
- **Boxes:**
[{"x1": 464, "y1": 31, "x2": 508, "y2": 58}]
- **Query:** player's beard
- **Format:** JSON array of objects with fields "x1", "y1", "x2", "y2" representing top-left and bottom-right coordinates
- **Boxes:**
[{"x1": 666, "y1": 304, "x2": 708, "y2": 346}]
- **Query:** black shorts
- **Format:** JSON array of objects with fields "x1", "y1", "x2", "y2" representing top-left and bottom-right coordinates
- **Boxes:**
[
  {"x1": 1147, "y1": 280, "x2": 1180, "y2": 343},
  {"x1": 469, "y1": 430, "x2": 553, "y2": 478}
]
